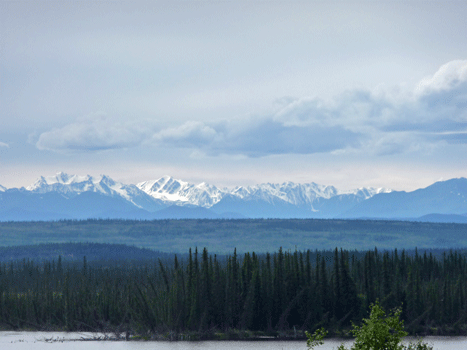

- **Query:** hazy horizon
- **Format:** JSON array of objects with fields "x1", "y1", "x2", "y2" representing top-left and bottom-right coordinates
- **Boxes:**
[
  {"x1": 2, "y1": 170, "x2": 465, "y2": 194},
  {"x1": 2, "y1": 1, "x2": 467, "y2": 192}
]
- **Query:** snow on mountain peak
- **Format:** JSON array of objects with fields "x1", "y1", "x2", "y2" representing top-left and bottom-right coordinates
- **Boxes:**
[
  {"x1": 336, "y1": 187, "x2": 392, "y2": 199},
  {"x1": 26, "y1": 172, "x2": 94, "y2": 190},
  {"x1": 136, "y1": 176, "x2": 225, "y2": 207},
  {"x1": 230, "y1": 181, "x2": 340, "y2": 205},
  {"x1": 25, "y1": 172, "x2": 145, "y2": 206}
]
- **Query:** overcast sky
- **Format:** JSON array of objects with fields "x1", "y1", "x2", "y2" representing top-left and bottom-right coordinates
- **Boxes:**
[{"x1": 1, "y1": 0, "x2": 467, "y2": 191}]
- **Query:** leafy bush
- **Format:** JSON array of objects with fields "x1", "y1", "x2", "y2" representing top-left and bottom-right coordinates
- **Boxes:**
[{"x1": 306, "y1": 301, "x2": 433, "y2": 350}]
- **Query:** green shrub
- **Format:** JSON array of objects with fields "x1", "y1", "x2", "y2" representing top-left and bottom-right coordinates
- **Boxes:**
[{"x1": 306, "y1": 301, "x2": 433, "y2": 350}]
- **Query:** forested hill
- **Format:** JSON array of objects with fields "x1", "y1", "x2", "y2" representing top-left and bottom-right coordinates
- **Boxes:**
[
  {"x1": 1, "y1": 218, "x2": 467, "y2": 253},
  {"x1": 0, "y1": 242, "x2": 177, "y2": 262}
]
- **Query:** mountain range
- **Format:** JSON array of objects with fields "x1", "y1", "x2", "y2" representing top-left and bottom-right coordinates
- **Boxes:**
[{"x1": 1, "y1": 172, "x2": 467, "y2": 222}]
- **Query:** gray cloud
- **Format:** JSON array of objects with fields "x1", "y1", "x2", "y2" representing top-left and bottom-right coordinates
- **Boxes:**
[
  {"x1": 153, "y1": 118, "x2": 362, "y2": 157},
  {"x1": 429, "y1": 132, "x2": 467, "y2": 145},
  {"x1": 266, "y1": 60, "x2": 467, "y2": 156},
  {"x1": 382, "y1": 120, "x2": 467, "y2": 133}
]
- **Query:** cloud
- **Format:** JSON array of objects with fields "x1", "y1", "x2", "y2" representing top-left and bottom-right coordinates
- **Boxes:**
[
  {"x1": 428, "y1": 131, "x2": 467, "y2": 145},
  {"x1": 375, "y1": 62, "x2": 466, "y2": 130},
  {"x1": 154, "y1": 121, "x2": 218, "y2": 148},
  {"x1": 216, "y1": 120, "x2": 362, "y2": 157},
  {"x1": 153, "y1": 118, "x2": 362, "y2": 157},
  {"x1": 374, "y1": 61, "x2": 467, "y2": 145},
  {"x1": 35, "y1": 60, "x2": 467, "y2": 158},
  {"x1": 262, "y1": 60, "x2": 467, "y2": 156},
  {"x1": 0, "y1": 142, "x2": 9, "y2": 148},
  {"x1": 417, "y1": 60, "x2": 467, "y2": 95},
  {"x1": 36, "y1": 114, "x2": 153, "y2": 152}
]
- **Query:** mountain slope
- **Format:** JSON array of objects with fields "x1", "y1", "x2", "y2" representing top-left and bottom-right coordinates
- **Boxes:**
[
  {"x1": 344, "y1": 178, "x2": 467, "y2": 219},
  {"x1": 210, "y1": 193, "x2": 315, "y2": 218},
  {"x1": 0, "y1": 189, "x2": 152, "y2": 221}
]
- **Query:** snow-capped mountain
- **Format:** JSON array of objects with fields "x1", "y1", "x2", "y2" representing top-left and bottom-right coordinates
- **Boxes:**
[
  {"x1": 137, "y1": 176, "x2": 390, "y2": 209},
  {"x1": 4, "y1": 173, "x2": 392, "y2": 212},
  {"x1": 3, "y1": 172, "x2": 467, "y2": 222},
  {"x1": 229, "y1": 182, "x2": 390, "y2": 207},
  {"x1": 230, "y1": 182, "x2": 337, "y2": 206},
  {"x1": 137, "y1": 176, "x2": 225, "y2": 207},
  {"x1": 26, "y1": 172, "x2": 163, "y2": 211},
  {"x1": 349, "y1": 187, "x2": 391, "y2": 199}
]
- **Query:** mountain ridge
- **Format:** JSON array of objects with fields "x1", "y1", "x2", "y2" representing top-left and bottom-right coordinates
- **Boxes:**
[{"x1": 1, "y1": 173, "x2": 466, "y2": 222}]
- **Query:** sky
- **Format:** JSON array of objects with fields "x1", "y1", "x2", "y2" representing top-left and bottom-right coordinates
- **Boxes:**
[{"x1": 1, "y1": 0, "x2": 467, "y2": 191}]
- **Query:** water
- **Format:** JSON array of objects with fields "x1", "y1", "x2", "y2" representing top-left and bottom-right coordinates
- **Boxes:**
[{"x1": 0, "y1": 332, "x2": 465, "y2": 349}]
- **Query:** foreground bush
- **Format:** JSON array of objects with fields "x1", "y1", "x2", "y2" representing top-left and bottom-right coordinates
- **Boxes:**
[{"x1": 306, "y1": 301, "x2": 433, "y2": 350}]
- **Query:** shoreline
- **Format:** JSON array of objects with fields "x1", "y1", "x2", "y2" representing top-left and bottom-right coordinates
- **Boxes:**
[{"x1": 1, "y1": 329, "x2": 465, "y2": 342}]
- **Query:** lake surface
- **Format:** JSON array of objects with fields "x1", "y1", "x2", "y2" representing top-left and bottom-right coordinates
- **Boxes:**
[{"x1": 1, "y1": 332, "x2": 466, "y2": 349}]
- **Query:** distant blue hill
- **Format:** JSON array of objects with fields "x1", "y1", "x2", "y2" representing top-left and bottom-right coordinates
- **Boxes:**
[
  {"x1": 0, "y1": 190, "x2": 151, "y2": 221},
  {"x1": 343, "y1": 178, "x2": 467, "y2": 219},
  {"x1": 416, "y1": 213, "x2": 467, "y2": 224}
]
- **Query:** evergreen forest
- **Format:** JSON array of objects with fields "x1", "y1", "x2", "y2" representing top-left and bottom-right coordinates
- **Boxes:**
[{"x1": 1, "y1": 246, "x2": 467, "y2": 339}]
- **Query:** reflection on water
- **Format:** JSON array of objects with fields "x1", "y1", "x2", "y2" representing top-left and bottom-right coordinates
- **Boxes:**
[{"x1": 0, "y1": 332, "x2": 466, "y2": 350}]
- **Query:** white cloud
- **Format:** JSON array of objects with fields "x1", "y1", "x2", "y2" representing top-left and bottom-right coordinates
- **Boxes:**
[
  {"x1": 417, "y1": 60, "x2": 467, "y2": 95},
  {"x1": 0, "y1": 142, "x2": 9, "y2": 148},
  {"x1": 36, "y1": 114, "x2": 153, "y2": 152},
  {"x1": 380, "y1": 61, "x2": 467, "y2": 139},
  {"x1": 154, "y1": 121, "x2": 218, "y2": 147}
]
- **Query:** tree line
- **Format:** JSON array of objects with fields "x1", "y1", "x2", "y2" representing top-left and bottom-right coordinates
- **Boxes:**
[{"x1": 0, "y1": 247, "x2": 466, "y2": 337}]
